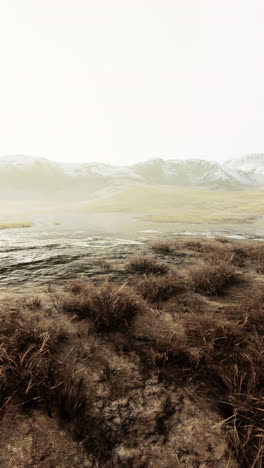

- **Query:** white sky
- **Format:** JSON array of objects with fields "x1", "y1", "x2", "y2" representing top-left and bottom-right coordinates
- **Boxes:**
[{"x1": 0, "y1": 0, "x2": 264, "y2": 165}]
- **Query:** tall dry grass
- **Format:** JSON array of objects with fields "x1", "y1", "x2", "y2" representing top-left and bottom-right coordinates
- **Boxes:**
[{"x1": 127, "y1": 255, "x2": 168, "y2": 275}]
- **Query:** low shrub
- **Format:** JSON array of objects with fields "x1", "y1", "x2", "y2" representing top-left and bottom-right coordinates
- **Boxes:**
[
  {"x1": 189, "y1": 261, "x2": 238, "y2": 295},
  {"x1": 139, "y1": 273, "x2": 186, "y2": 303},
  {"x1": 205, "y1": 244, "x2": 247, "y2": 267},
  {"x1": 0, "y1": 307, "x2": 74, "y2": 410},
  {"x1": 62, "y1": 281, "x2": 147, "y2": 331},
  {"x1": 127, "y1": 255, "x2": 168, "y2": 275},
  {"x1": 215, "y1": 236, "x2": 230, "y2": 243},
  {"x1": 149, "y1": 240, "x2": 176, "y2": 254},
  {"x1": 247, "y1": 244, "x2": 264, "y2": 273}
]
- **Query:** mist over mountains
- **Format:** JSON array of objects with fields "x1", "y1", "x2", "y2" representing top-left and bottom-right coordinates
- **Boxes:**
[{"x1": 0, "y1": 154, "x2": 264, "y2": 200}]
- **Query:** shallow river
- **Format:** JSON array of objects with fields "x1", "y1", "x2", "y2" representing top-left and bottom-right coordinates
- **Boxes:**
[{"x1": 0, "y1": 212, "x2": 263, "y2": 288}]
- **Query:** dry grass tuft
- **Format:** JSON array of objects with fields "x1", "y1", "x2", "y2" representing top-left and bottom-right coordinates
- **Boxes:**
[
  {"x1": 227, "y1": 285, "x2": 264, "y2": 333},
  {"x1": 0, "y1": 329, "x2": 52, "y2": 406},
  {"x1": 127, "y1": 255, "x2": 168, "y2": 275},
  {"x1": 0, "y1": 307, "x2": 75, "y2": 412},
  {"x1": 215, "y1": 236, "x2": 230, "y2": 243},
  {"x1": 183, "y1": 240, "x2": 247, "y2": 267},
  {"x1": 138, "y1": 273, "x2": 186, "y2": 303},
  {"x1": 62, "y1": 280, "x2": 147, "y2": 331},
  {"x1": 23, "y1": 297, "x2": 42, "y2": 310},
  {"x1": 246, "y1": 244, "x2": 264, "y2": 273},
  {"x1": 182, "y1": 240, "x2": 210, "y2": 252},
  {"x1": 189, "y1": 261, "x2": 238, "y2": 295},
  {"x1": 149, "y1": 240, "x2": 176, "y2": 254},
  {"x1": 204, "y1": 243, "x2": 247, "y2": 267},
  {"x1": 64, "y1": 278, "x2": 88, "y2": 295},
  {"x1": 132, "y1": 305, "x2": 264, "y2": 467}
]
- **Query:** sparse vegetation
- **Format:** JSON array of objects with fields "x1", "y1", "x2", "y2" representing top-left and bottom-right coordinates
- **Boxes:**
[
  {"x1": 127, "y1": 254, "x2": 168, "y2": 274},
  {"x1": 247, "y1": 244, "x2": 264, "y2": 273},
  {"x1": 182, "y1": 239, "x2": 247, "y2": 267},
  {"x1": 149, "y1": 240, "x2": 176, "y2": 254},
  {"x1": 62, "y1": 280, "x2": 147, "y2": 331},
  {"x1": 215, "y1": 236, "x2": 230, "y2": 243},
  {"x1": 189, "y1": 261, "x2": 238, "y2": 295},
  {"x1": 202, "y1": 242, "x2": 248, "y2": 267},
  {"x1": 0, "y1": 305, "x2": 75, "y2": 411},
  {"x1": 133, "y1": 297, "x2": 264, "y2": 467},
  {"x1": 182, "y1": 239, "x2": 209, "y2": 252},
  {"x1": 139, "y1": 273, "x2": 186, "y2": 302},
  {"x1": 0, "y1": 238, "x2": 263, "y2": 467}
]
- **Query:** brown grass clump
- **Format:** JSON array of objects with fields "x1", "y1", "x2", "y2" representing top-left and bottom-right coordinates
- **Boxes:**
[
  {"x1": 133, "y1": 306, "x2": 264, "y2": 467},
  {"x1": 23, "y1": 296, "x2": 42, "y2": 310},
  {"x1": 149, "y1": 240, "x2": 176, "y2": 254},
  {"x1": 189, "y1": 261, "x2": 238, "y2": 295},
  {"x1": 204, "y1": 243, "x2": 247, "y2": 267},
  {"x1": 0, "y1": 306, "x2": 76, "y2": 412},
  {"x1": 138, "y1": 273, "x2": 186, "y2": 303},
  {"x1": 62, "y1": 280, "x2": 147, "y2": 331},
  {"x1": 0, "y1": 327, "x2": 52, "y2": 407},
  {"x1": 215, "y1": 236, "x2": 230, "y2": 243},
  {"x1": 185, "y1": 312, "x2": 264, "y2": 467},
  {"x1": 228, "y1": 285, "x2": 264, "y2": 333},
  {"x1": 229, "y1": 246, "x2": 248, "y2": 266},
  {"x1": 182, "y1": 240, "x2": 211, "y2": 252},
  {"x1": 246, "y1": 244, "x2": 264, "y2": 273},
  {"x1": 127, "y1": 254, "x2": 168, "y2": 275},
  {"x1": 183, "y1": 239, "x2": 247, "y2": 267},
  {"x1": 64, "y1": 277, "x2": 88, "y2": 295}
]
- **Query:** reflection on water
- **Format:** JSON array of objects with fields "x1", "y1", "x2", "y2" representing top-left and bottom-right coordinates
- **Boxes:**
[{"x1": 0, "y1": 212, "x2": 263, "y2": 288}]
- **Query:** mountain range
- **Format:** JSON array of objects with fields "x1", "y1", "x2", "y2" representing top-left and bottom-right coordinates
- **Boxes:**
[{"x1": 0, "y1": 154, "x2": 263, "y2": 200}]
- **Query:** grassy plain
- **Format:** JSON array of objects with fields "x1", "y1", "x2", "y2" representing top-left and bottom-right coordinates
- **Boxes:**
[
  {"x1": 0, "y1": 221, "x2": 33, "y2": 230},
  {"x1": 0, "y1": 186, "x2": 263, "y2": 230},
  {"x1": 81, "y1": 185, "x2": 264, "y2": 224}
]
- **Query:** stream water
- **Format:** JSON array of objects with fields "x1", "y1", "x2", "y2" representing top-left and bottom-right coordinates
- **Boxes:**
[{"x1": 0, "y1": 212, "x2": 263, "y2": 288}]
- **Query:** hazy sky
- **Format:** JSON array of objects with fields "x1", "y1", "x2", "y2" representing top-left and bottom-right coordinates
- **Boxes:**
[{"x1": 0, "y1": 0, "x2": 264, "y2": 165}]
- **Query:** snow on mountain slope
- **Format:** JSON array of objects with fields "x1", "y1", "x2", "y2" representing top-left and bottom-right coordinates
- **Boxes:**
[
  {"x1": 0, "y1": 154, "x2": 263, "y2": 191},
  {"x1": 224, "y1": 154, "x2": 264, "y2": 185},
  {"x1": 224, "y1": 154, "x2": 264, "y2": 171},
  {"x1": 224, "y1": 154, "x2": 264, "y2": 175},
  {"x1": 88, "y1": 163, "x2": 143, "y2": 179},
  {"x1": 132, "y1": 157, "x2": 249, "y2": 186},
  {"x1": 0, "y1": 156, "x2": 143, "y2": 179},
  {"x1": 163, "y1": 159, "x2": 232, "y2": 184}
]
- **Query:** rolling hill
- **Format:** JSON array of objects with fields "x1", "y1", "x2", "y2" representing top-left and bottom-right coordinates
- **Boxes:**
[{"x1": 0, "y1": 154, "x2": 263, "y2": 200}]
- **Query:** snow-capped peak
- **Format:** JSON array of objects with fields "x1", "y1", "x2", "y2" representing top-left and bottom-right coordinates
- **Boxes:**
[{"x1": 0, "y1": 153, "x2": 263, "y2": 188}]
